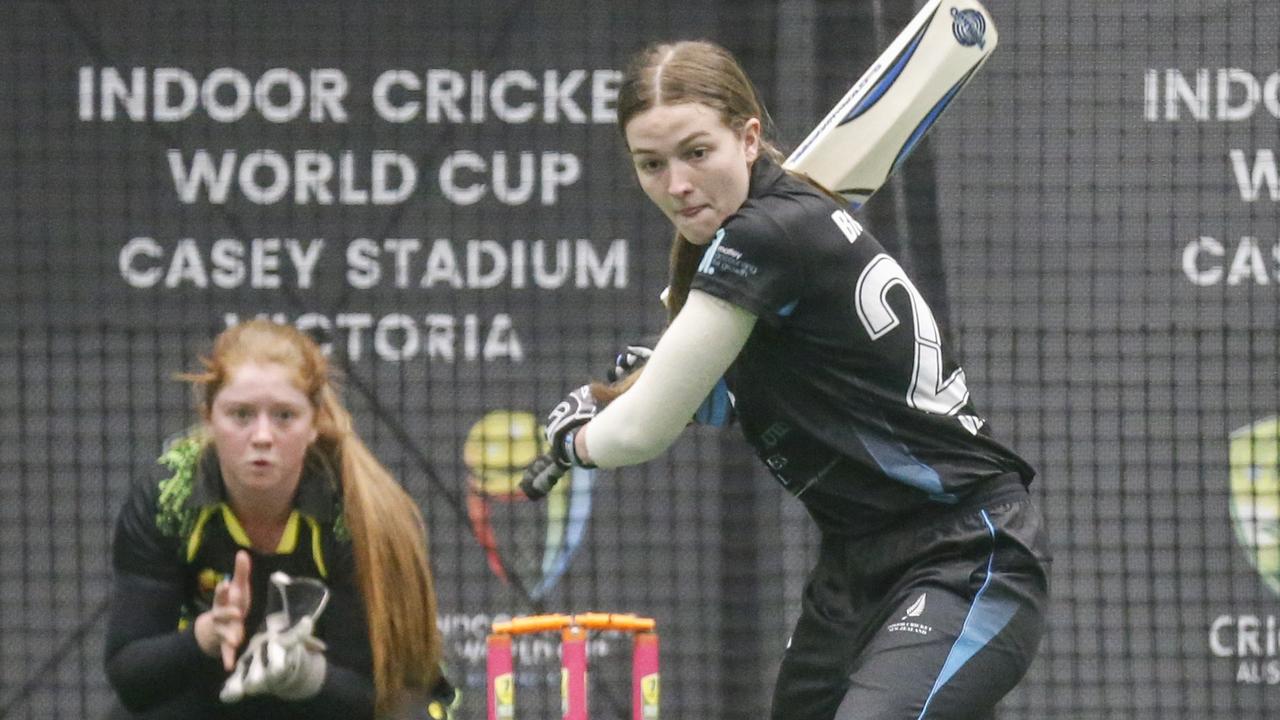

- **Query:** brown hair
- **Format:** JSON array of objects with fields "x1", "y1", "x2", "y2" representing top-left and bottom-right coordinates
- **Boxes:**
[
  {"x1": 618, "y1": 40, "x2": 787, "y2": 322},
  {"x1": 183, "y1": 319, "x2": 441, "y2": 715},
  {"x1": 595, "y1": 40, "x2": 787, "y2": 401}
]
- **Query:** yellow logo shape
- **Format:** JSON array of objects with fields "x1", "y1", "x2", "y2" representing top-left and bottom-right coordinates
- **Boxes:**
[
  {"x1": 493, "y1": 673, "x2": 514, "y2": 717},
  {"x1": 1229, "y1": 416, "x2": 1280, "y2": 597},
  {"x1": 561, "y1": 668, "x2": 569, "y2": 715},
  {"x1": 464, "y1": 410, "x2": 549, "y2": 497},
  {"x1": 198, "y1": 567, "x2": 221, "y2": 595},
  {"x1": 642, "y1": 673, "x2": 660, "y2": 709}
]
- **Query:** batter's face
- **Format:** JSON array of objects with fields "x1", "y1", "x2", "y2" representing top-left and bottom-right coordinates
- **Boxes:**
[
  {"x1": 625, "y1": 103, "x2": 760, "y2": 245},
  {"x1": 207, "y1": 361, "x2": 317, "y2": 505}
]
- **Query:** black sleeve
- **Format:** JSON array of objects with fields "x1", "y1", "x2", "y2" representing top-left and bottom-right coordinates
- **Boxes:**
[
  {"x1": 690, "y1": 203, "x2": 805, "y2": 323},
  {"x1": 104, "y1": 480, "x2": 225, "y2": 713}
]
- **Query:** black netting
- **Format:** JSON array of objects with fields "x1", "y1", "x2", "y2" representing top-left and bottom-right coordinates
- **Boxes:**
[{"x1": 2, "y1": 2, "x2": 1279, "y2": 718}]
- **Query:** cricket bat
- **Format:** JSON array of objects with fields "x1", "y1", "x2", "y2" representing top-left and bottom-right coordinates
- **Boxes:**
[{"x1": 784, "y1": 0, "x2": 999, "y2": 210}]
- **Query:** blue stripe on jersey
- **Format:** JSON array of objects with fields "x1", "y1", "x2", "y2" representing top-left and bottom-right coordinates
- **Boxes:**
[
  {"x1": 778, "y1": 299, "x2": 799, "y2": 317},
  {"x1": 854, "y1": 427, "x2": 951, "y2": 500},
  {"x1": 916, "y1": 510, "x2": 1019, "y2": 719},
  {"x1": 697, "y1": 228, "x2": 726, "y2": 275}
]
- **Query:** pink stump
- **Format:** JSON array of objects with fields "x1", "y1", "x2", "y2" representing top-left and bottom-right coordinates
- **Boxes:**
[
  {"x1": 632, "y1": 631, "x2": 660, "y2": 719},
  {"x1": 561, "y1": 625, "x2": 588, "y2": 720},
  {"x1": 487, "y1": 634, "x2": 513, "y2": 720}
]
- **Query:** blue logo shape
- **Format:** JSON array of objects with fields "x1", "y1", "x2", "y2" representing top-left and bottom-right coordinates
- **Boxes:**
[{"x1": 951, "y1": 7, "x2": 987, "y2": 50}]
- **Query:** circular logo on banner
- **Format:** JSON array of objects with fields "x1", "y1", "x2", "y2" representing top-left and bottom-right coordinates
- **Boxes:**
[
  {"x1": 951, "y1": 7, "x2": 988, "y2": 50},
  {"x1": 1228, "y1": 416, "x2": 1280, "y2": 598},
  {"x1": 463, "y1": 410, "x2": 594, "y2": 601}
]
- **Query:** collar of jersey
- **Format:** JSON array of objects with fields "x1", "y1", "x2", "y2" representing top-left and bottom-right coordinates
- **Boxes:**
[{"x1": 748, "y1": 154, "x2": 786, "y2": 200}]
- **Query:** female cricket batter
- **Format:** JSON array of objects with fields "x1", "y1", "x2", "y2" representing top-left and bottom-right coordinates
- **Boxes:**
[
  {"x1": 522, "y1": 40, "x2": 1050, "y2": 720},
  {"x1": 105, "y1": 320, "x2": 455, "y2": 719}
]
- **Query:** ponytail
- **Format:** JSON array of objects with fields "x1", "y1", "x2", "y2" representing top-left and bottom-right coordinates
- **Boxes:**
[{"x1": 317, "y1": 390, "x2": 443, "y2": 714}]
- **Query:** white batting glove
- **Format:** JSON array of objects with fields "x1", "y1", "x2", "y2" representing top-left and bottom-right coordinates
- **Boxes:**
[
  {"x1": 608, "y1": 344, "x2": 653, "y2": 383},
  {"x1": 544, "y1": 385, "x2": 598, "y2": 467}
]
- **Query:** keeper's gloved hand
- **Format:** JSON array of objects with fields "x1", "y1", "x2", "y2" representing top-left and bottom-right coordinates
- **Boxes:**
[{"x1": 220, "y1": 613, "x2": 327, "y2": 703}]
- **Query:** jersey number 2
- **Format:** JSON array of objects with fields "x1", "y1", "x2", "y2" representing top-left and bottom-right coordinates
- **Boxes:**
[{"x1": 854, "y1": 253, "x2": 969, "y2": 416}]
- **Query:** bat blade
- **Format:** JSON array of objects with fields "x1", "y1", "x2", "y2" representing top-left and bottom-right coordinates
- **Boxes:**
[{"x1": 783, "y1": 0, "x2": 998, "y2": 210}]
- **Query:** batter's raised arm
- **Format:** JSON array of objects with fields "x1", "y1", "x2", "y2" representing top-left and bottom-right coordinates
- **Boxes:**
[{"x1": 580, "y1": 291, "x2": 754, "y2": 468}]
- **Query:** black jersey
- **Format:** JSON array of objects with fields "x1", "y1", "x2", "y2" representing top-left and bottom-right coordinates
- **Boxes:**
[
  {"x1": 690, "y1": 157, "x2": 1034, "y2": 535},
  {"x1": 107, "y1": 438, "x2": 385, "y2": 719}
]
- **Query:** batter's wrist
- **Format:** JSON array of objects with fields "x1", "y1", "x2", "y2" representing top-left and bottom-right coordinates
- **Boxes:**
[{"x1": 564, "y1": 427, "x2": 597, "y2": 469}]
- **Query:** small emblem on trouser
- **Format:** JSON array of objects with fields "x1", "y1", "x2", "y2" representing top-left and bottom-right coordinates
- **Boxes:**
[{"x1": 887, "y1": 593, "x2": 933, "y2": 635}]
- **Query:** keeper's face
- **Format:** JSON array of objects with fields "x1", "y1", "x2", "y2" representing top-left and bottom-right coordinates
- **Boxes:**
[
  {"x1": 208, "y1": 361, "x2": 318, "y2": 503},
  {"x1": 626, "y1": 103, "x2": 760, "y2": 245}
]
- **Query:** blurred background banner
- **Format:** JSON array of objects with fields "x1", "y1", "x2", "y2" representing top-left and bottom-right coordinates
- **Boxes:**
[{"x1": 2, "y1": 1, "x2": 1278, "y2": 718}]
